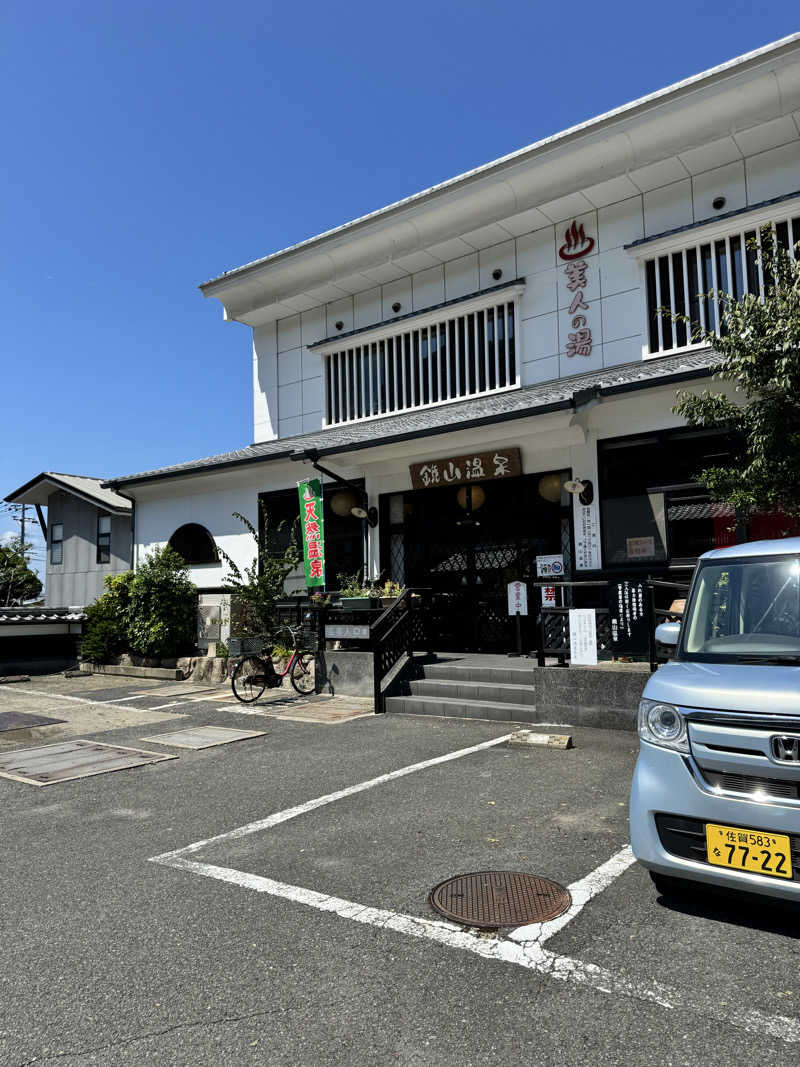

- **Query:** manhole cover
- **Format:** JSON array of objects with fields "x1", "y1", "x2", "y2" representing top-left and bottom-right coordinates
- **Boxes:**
[{"x1": 429, "y1": 871, "x2": 571, "y2": 929}]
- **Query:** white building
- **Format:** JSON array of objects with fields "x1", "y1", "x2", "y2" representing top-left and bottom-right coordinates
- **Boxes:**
[{"x1": 107, "y1": 36, "x2": 800, "y2": 653}]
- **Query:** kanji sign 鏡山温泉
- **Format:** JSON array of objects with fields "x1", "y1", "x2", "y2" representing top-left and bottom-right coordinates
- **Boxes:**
[
  {"x1": 298, "y1": 479, "x2": 326, "y2": 588},
  {"x1": 559, "y1": 220, "x2": 596, "y2": 360},
  {"x1": 410, "y1": 448, "x2": 521, "y2": 490}
]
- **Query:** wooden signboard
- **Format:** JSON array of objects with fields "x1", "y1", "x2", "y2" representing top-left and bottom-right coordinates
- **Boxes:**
[{"x1": 410, "y1": 447, "x2": 521, "y2": 490}]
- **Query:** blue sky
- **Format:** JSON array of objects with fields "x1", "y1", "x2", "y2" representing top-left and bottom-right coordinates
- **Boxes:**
[{"x1": 1, "y1": 2, "x2": 798, "y2": 578}]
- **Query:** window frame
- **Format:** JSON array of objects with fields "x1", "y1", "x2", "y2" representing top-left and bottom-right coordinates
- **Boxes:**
[
  {"x1": 597, "y1": 427, "x2": 737, "y2": 570},
  {"x1": 96, "y1": 512, "x2": 112, "y2": 565},
  {"x1": 314, "y1": 285, "x2": 525, "y2": 428},
  {"x1": 50, "y1": 522, "x2": 64, "y2": 566},
  {"x1": 627, "y1": 194, "x2": 800, "y2": 361}
]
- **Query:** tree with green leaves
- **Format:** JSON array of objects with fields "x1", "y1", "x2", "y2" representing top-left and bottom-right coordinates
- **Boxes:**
[
  {"x1": 125, "y1": 546, "x2": 197, "y2": 658},
  {"x1": 674, "y1": 230, "x2": 800, "y2": 525},
  {"x1": 217, "y1": 504, "x2": 300, "y2": 639},
  {"x1": 80, "y1": 571, "x2": 135, "y2": 663},
  {"x1": 0, "y1": 537, "x2": 43, "y2": 606}
]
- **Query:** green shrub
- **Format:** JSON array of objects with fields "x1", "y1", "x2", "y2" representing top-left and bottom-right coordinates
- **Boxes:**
[
  {"x1": 80, "y1": 590, "x2": 128, "y2": 663},
  {"x1": 126, "y1": 546, "x2": 197, "y2": 659}
]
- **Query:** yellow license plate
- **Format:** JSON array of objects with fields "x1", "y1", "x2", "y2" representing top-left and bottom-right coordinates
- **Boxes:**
[{"x1": 705, "y1": 823, "x2": 793, "y2": 879}]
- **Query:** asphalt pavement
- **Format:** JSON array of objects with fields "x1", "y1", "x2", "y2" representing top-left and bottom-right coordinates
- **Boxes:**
[{"x1": 1, "y1": 673, "x2": 798, "y2": 1065}]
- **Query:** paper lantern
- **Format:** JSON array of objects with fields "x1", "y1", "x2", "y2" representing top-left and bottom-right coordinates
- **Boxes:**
[
  {"x1": 456, "y1": 485, "x2": 486, "y2": 510},
  {"x1": 330, "y1": 490, "x2": 358, "y2": 517},
  {"x1": 538, "y1": 473, "x2": 563, "y2": 504}
]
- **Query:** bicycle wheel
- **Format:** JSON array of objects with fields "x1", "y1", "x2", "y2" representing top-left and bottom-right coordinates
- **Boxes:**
[
  {"x1": 231, "y1": 655, "x2": 269, "y2": 703},
  {"x1": 290, "y1": 652, "x2": 316, "y2": 695}
]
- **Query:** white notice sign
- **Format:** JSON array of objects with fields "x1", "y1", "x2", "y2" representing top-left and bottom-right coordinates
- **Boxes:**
[
  {"x1": 626, "y1": 536, "x2": 655, "y2": 559},
  {"x1": 573, "y1": 494, "x2": 601, "y2": 571},
  {"x1": 507, "y1": 581, "x2": 528, "y2": 616},
  {"x1": 569, "y1": 608, "x2": 598, "y2": 665}
]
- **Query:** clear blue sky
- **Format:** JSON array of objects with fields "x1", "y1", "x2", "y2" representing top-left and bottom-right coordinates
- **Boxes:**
[{"x1": 2, "y1": 1, "x2": 798, "y2": 575}]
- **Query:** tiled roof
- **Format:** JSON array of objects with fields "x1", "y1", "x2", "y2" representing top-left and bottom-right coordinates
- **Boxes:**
[
  {"x1": 0, "y1": 608, "x2": 87, "y2": 624},
  {"x1": 107, "y1": 350, "x2": 717, "y2": 487},
  {"x1": 5, "y1": 472, "x2": 132, "y2": 511}
]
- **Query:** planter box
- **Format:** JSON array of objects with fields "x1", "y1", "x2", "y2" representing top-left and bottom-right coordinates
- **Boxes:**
[{"x1": 339, "y1": 597, "x2": 378, "y2": 611}]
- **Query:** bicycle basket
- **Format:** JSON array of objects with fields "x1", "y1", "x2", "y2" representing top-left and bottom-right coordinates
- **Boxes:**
[{"x1": 228, "y1": 637, "x2": 264, "y2": 657}]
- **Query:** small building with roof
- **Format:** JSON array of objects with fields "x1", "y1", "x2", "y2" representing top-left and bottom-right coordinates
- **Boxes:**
[{"x1": 5, "y1": 473, "x2": 133, "y2": 608}]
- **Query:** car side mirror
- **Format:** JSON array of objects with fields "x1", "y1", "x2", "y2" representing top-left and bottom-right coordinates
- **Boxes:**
[{"x1": 655, "y1": 621, "x2": 681, "y2": 646}]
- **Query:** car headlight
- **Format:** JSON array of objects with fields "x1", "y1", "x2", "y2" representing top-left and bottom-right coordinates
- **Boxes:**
[{"x1": 638, "y1": 699, "x2": 688, "y2": 752}]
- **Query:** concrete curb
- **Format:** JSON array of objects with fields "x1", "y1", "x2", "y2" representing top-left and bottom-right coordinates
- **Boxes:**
[{"x1": 80, "y1": 663, "x2": 185, "y2": 681}]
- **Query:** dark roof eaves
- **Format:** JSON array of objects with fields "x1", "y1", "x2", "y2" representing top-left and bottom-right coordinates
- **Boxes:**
[{"x1": 103, "y1": 354, "x2": 716, "y2": 490}]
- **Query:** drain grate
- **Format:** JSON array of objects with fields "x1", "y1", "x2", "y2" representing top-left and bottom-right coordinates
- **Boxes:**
[{"x1": 430, "y1": 871, "x2": 571, "y2": 929}]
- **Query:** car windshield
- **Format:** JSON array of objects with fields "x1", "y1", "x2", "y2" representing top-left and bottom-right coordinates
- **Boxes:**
[{"x1": 682, "y1": 554, "x2": 800, "y2": 660}]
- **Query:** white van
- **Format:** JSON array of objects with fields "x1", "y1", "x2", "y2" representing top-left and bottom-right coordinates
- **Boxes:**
[{"x1": 630, "y1": 538, "x2": 800, "y2": 899}]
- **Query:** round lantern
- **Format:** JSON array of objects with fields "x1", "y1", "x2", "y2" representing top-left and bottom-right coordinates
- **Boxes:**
[
  {"x1": 456, "y1": 485, "x2": 486, "y2": 511},
  {"x1": 537, "y1": 473, "x2": 563, "y2": 504},
  {"x1": 330, "y1": 490, "x2": 359, "y2": 517}
]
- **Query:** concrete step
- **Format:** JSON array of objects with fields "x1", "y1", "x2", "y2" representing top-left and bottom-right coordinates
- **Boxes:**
[
  {"x1": 385, "y1": 694, "x2": 544, "y2": 724},
  {"x1": 406, "y1": 677, "x2": 536, "y2": 706},
  {"x1": 421, "y1": 662, "x2": 538, "y2": 685}
]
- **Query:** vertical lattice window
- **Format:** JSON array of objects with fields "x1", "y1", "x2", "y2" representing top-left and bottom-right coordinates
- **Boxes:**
[
  {"x1": 96, "y1": 514, "x2": 111, "y2": 564},
  {"x1": 322, "y1": 295, "x2": 519, "y2": 427},
  {"x1": 645, "y1": 214, "x2": 800, "y2": 356},
  {"x1": 50, "y1": 523, "x2": 63, "y2": 565}
]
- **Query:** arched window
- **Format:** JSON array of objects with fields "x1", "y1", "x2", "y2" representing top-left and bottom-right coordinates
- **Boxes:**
[{"x1": 168, "y1": 523, "x2": 218, "y2": 564}]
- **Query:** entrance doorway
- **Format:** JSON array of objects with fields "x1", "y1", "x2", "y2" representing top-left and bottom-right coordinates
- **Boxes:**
[{"x1": 381, "y1": 471, "x2": 570, "y2": 652}]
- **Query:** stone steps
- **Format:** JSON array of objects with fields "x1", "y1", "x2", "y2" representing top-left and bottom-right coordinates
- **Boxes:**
[
  {"x1": 384, "y1": 693, "x2": 543, "y2": 723},
  {"x1": 405, "y1": 677, "x2": 537, "y2": 706},
  {"x1": 384, "y1": 657, "x2": 641, "y2": 730}
]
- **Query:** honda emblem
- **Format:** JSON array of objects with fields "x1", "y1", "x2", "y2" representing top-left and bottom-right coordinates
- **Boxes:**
[{"x1": 771, "y1": 735, "x2": 800, "y2": 763}]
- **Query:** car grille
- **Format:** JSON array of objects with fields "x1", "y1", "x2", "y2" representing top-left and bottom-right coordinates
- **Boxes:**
[
  {"x1": 655, "y1": 813, "x2": 800, "y2": 882},
  {"x1": 702, "y1": 771, "x2": 800, "y2": 801}
]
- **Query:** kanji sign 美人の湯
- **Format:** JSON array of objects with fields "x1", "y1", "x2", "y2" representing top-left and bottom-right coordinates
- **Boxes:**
[
  {"x1": 559, "y1": 220, "x2": 596, "y2": 360},
  {"x1": 410, "y1": 448, "x2": 521, "y2": 490},
  {"x1": 298, "y1": 478, "x2": 326, "y2": 588}
]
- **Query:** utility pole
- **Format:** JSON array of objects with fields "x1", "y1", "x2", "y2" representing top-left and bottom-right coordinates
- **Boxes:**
[{"x1": 20, "y1": 504, "x2": 26, "y2": 561}]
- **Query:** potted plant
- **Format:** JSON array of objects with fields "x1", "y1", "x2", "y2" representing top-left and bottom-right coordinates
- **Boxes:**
[
  {"x1": 337, "y1": 572, "x2": 379, "y2": 611},
  {"x1": 378, "y1": 579, "x2": 404, "y2": 608}
]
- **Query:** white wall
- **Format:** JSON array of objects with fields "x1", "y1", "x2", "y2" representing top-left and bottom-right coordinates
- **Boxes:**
[
  {"x1": 251, "y1": 124, "x2": 800, "y2": 443},
  {"x1": 135, "y1": 376, "x2": 740, "y2": 591}
]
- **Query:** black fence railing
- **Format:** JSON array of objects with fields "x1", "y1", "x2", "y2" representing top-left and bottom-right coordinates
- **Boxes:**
[
  {"x1": 371, "y1": 588, "x2": 431, "y2": 712},
  {"x1": 272, "y1": 591, "x2": 433, "y2": 711},
  {"x1": 531, "y1": 577, "x2": 690, "y2": 669}
]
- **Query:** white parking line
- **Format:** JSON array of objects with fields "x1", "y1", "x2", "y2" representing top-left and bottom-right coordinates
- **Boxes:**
[
  {"x1": 509, "y1": 845, "x2": 637, "y2": 945},
  {"x1": 153, "y1": 733, "x2": 516, "y2": 862},
  {"x1": 101, "y1": 694, "x2": 160, "y2": 703},
  {"x1": 150, "y1": 735, "x2": 800, "y2": 1045},
  {"x1": 19, "y1": 689, "x2": 188, "y2": 714}
]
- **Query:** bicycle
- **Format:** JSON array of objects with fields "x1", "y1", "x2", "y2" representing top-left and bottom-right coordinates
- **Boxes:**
[{"x1": 230, "y1": 625, "x2": 316, "y2": 704}]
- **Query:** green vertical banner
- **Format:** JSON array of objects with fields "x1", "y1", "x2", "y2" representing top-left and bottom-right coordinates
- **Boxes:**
[{"x1": 298, "y1": 478, "x2": 326, "y2": 588}]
